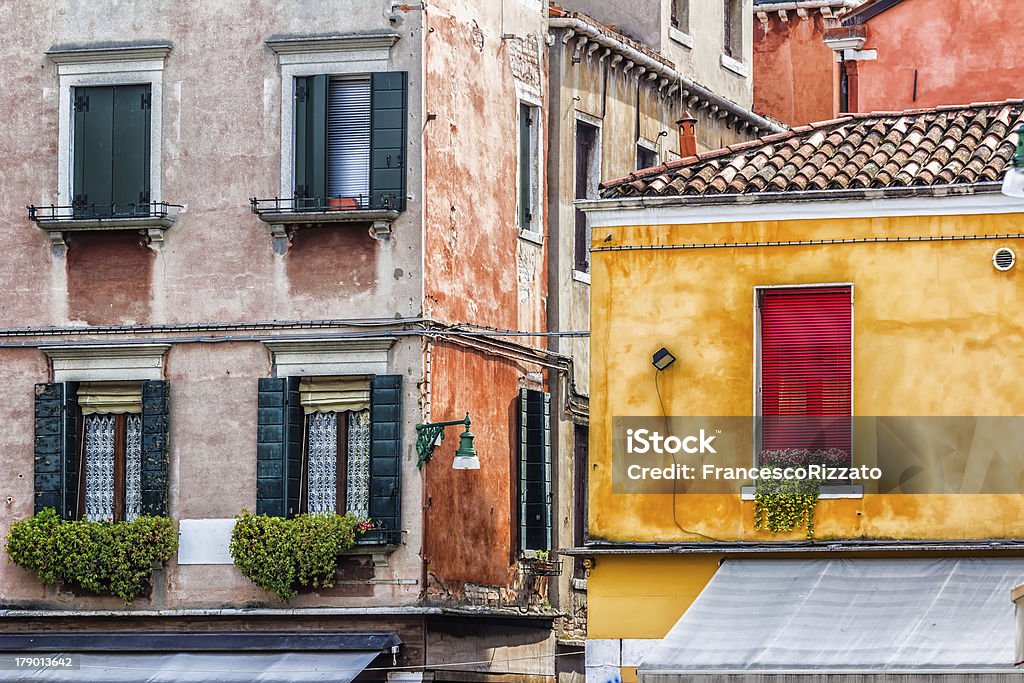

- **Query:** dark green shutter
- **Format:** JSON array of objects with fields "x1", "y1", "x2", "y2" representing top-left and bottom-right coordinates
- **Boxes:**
[
  {"x1": 519, "y1": 389, "x2": 552, "y2": 551},
  {"x1": 368, "y1": 375, "x2": 402, "y2": 544},
  {"x1": 34, "y1": 382, "x2": 79, "y2": 519},
  {"x1": 518, "y1": 103, "x2": 532, "y2": 229},
  {"x1": 72, "y1": 86, "x2": 114, "y2": 216},
  {"x1": 257, "y1": 377, "x2": 302, "y2": 517},
  {"x1": 369, "y1": 72, "x2": 407, "y2": 211},
  {"x1": 294, "y1": 75, "x2": 328, "y2": 207},
  {"x1": 72, "y1": 85, "x2": 150, "y2": 217},
  {"x1": 112, "y1": 84, "x2": 152, "y2": 211},
  {"x1": 140, "y1": 380, "x2": 169, "y2": 516}
]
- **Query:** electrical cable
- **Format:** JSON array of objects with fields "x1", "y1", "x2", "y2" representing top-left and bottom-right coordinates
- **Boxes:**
[{"x1": 654, "y1": 367, "x2": 723, "y2": 543}]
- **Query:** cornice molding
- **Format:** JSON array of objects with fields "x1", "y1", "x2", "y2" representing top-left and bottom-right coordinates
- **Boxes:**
[
  {"x1": 265, "y1": 33, "x2": 401, "y2": 55},
  {"x1": 46, "y1": 44, "x2": 172, "y2": 65}
]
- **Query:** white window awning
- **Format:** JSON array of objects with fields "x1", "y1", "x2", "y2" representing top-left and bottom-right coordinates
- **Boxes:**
[
  {"x1": 0, "y1": 632, "x2": 396, "y2": 683},
  {"x1": 639, "y1": 557, "x2": 1024, "y2": 678}
]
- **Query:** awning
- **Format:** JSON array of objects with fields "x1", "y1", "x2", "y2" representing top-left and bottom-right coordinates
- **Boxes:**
[
  {"x1": 0, "y1": 631, "x2": 397, "y2": 683},
  {"x1": 639, "y1": 558, "x2": 1024, "y2": 678}
]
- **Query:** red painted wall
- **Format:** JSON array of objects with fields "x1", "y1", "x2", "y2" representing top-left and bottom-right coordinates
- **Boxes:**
[
  {"x1": 754, "y1": 13, "x2": 837, "y2": 127},
  {"x1": 853, "y1": 0, "x2": 1024, "y2": 112}
]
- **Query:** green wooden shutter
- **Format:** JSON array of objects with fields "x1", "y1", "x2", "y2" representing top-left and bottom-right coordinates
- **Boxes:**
[
  {"x1": 368, "y1": 375, "x2": 402, "y2": 544},
  {"x1": 34, "y1": 383, "x2": 79, "y2": 519},
  {"x1": 519, "y1": 389, "x2": 552, "y2": 551},
  {"x1": 369, "y1": 71, "x2": 407, "y2": 211},
  {"x1": 140, "y1": 380, "x2": 169, "y2": 516},
  {"x1": 112, "y1": 84, "x2": 152, "y2": 212},
  {"x1": 257, "y1": 377, "x2": 302, "y2": 517},
  {"x1": 72, "y1": 86, "x2": 114, "y2": 216},
  {"x1": 294, "y1": 75, "x2": 328, "y2": 207}
]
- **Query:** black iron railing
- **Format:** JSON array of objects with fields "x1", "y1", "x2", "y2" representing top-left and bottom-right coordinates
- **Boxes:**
[
  {"x1": 28, "y1": 202, "x2": 182, "y2": 222},
  {"x1": 249, "y1": 194, "x2": 401, "y2": 215}
]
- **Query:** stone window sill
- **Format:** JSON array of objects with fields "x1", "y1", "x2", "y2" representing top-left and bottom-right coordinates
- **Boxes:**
[
  {"x1": 669, "y1": 27, "x2": 694, "y2": 49},
  {"x1": 741, "y1": 484, "x2": 863, "y2": 500},
  {"x1": 255, "y1": 208, "x2": 401, "y2": 240},
  {"x1": 572, "y1": 269, "x2": 591, "y2": 285},
  {"x1": 720, "y1": 53, "x2": 750, "y2": 78},
  {"x1": 518, "y1": 228, "x2": 544, "y2": 246},
  {"x1": 34, "y1": 214, "x2": 177, "y2": 250}
]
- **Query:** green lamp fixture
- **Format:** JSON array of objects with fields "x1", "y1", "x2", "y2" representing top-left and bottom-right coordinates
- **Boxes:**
[
  {"x1": 1002, "y1": 123, "x2": 1024, "y2": 198},
  {"x1": 415, "y1": 413, "x2": 479, "y2": 470}
]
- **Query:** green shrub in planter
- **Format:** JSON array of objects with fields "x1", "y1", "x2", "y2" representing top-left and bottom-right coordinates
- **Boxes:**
[
  {"x1": 4, "y1": 508, "x2": 177, "y2": 604},
  {"x1": 229, "y1": 511, "x2": 371, "y2": 600},
  {"x1": 753, "y1": 449, "x2": 850, "y2": 539}
]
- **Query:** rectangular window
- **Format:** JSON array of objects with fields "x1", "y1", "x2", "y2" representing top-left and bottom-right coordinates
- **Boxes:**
[
  {"x1": 574, "y1": 120, "x2": 599, "y2": 273},
  {"x1": 723, "y1": 0, "x2": 743, "y2": 58},
  {"x1": 518, "y1": 389, "x2": 552, "y2": 552},
  {"x1": 572, "y1": 423, "x2": 588, "y2": 578},
  {"x1": 518, "y1": 102, "x2": 541, "y2": 232},
  {"x1": 298, "y1": 377, "x2": 372, "y2": 516},
  {"x1": 758, "y1": 287, "x2": 852, "y2": 465},
  {"x1": 77, "y1": 382, "x2": 144, "y2": 522},
  {"x1": 256, "y1": 375, "x2": 402, "y2": 542},
  {"x1": 293, "y1": 72, "x2": 407, "y2": 211},
  {"x1": 72, "y1": 84, "x2": 151, "y2": 217},
  {"x1": 671, "y1": 0, "x2": 690, "y2": 33},
  {"x1": 637, "y1": 143, "x2": 658, "y2": 171}
]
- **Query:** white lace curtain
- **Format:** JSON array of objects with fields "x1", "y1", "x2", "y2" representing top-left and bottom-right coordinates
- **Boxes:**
[
  {"x1": 82, "y1": 413, "x2": 142, "y2": 522},
  {"x1": 306, "y1": 409, "x2": 370, "y2": 516}
]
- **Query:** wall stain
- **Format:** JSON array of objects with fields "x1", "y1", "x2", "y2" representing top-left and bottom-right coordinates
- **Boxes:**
[
  {"x1": 66, "y1": 231, "x2": 153, "y2": 325},
  {"x1": 285, "y1": 226, "x2": 378, "y2": 298}
]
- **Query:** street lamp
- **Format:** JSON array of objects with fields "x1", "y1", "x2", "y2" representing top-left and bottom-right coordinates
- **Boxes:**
[
  {"x1": 415, "y1": 413, "x2": 479, "y2": 470},
  {"x1": 1002, "y1": 123, "x2": 1024, "y2": 198}
]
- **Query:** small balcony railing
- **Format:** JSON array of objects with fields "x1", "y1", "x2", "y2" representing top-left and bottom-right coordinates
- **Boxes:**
[
  {"x1": 28, "y1": 202, "x2": 182, "y2": 223},
  {"x1": 249, "y1": 194, "x2": 402, "y2": 216}
]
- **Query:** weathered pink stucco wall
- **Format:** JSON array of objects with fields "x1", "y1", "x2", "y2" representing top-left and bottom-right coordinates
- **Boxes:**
[
  {"x1": 753, "y1": 12, "x2": 837, "y2": 126},
  {"x1": 854, "y1": 0, "x2": 1024, "y2": 112}
]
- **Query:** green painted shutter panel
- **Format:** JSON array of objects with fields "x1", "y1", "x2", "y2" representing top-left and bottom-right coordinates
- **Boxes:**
[
  {"x1": 257, "y1": 377, "x2": 302, "y2": 517},
  {"x1": 518, "y1": 103, "x2": 532, "y2": 229},
  {"x1": 519, "y1": 389, "x2": 552, "y2": 551},
  {"x1": 294, "y1": 75, "x2": 328, "y2": 207},
  {"x1": 284, "y1": 378, "x2": 303, "y2": 518},
  {"x1": 34, "y1": 383, "x2": 79, "y2": 518},
  {"x1": 141, "y1": 380, "x2": 169, "y2": 516},
  {"x1": 72, "y1": 86, "x2": 114, "y2": 217},
  {"x1": 111, "y1": 84, "x2": 151, "y2": 211},
  {"x1": 369, "y1": 71, "x2": 407, "y2": 211},
  {"x1": 368, "y1": 374, "x2": 402, "y2": 544}
]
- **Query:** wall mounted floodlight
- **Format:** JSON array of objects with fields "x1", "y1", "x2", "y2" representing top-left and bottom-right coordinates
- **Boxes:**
[
  {"x1": 652, "y1": 347, "x2": 676, "y2": 371},
  {"x1": 415, "y1": 413, "x2": 479, "y2": 470}
]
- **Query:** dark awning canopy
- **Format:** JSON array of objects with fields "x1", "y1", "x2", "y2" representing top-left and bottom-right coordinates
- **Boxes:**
[
  {"x1": 0, "y1": 631, "x2": 399, "y2": 683},
  {"x1": 639, "y1": 558, "x2": 1024, "y2": 679}
]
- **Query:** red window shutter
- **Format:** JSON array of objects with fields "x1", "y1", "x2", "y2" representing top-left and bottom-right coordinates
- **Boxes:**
[{"x1": 759, "y1": 287, "x2": 852, "y2": 455}]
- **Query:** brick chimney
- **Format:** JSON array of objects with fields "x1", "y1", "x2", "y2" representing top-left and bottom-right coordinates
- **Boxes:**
[{"x1": 676, "y1": 112, "x2": 698, "y2": 158}]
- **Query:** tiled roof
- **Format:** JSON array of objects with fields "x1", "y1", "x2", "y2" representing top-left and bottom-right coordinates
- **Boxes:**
[{"x1": 601, "y1": 101, "x2": 1024, "y2": 199}]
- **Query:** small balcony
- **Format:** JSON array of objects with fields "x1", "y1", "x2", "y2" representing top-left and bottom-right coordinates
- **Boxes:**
[
  {"x1": 249, "y1": 195, "x2": 402, "y2": 241},
  {"x1": 28, "y1": 202, "x2": 183, "y2": 249}
]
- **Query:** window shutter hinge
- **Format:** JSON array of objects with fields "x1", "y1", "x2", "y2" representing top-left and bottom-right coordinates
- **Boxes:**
[
  {"x1": 295, "y1": 84, "x2": 307, "y2": 103},
  {"x1": 74, "y1": 95, "x2": 89, "y2": 113},
  {"x1": 141, "y1": 92, "x2": 152, "y2": 110}
]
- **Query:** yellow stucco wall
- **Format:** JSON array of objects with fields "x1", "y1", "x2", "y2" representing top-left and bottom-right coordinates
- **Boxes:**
[{"x1": 589, "y1": 210, "x2": 1024, "y2": 543}]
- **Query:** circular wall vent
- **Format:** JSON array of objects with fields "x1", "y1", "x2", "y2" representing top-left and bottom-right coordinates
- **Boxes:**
[{"x1": 993, "y1": 247, "x2": 1016, "y2": 272}]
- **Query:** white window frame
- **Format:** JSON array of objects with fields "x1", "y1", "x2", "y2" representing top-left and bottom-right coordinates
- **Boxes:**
[
  {"x1": 268, "y1": 35, "x2": 400, "y2": 199},
  {"x1": 516, "y1": 89, "x2": 544, "y2": 243},
  {"x1": 749, "y1": 283, "x2": 860, "y2": 498},
  {"x1": 49, "y1": 46, "x2": 169, "y2": 209}
]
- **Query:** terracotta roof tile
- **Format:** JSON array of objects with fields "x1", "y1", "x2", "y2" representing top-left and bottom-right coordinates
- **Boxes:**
[{"x1": 602, "y1": 101, "x2": 1024, "y2": 199}]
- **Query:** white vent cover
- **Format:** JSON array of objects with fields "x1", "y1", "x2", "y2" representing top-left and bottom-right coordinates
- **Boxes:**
[{"x1": 993, "y1": 247, "x2": 1016, "y2": 272}]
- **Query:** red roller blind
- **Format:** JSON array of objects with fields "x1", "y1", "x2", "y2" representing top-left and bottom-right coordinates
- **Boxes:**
[{"x1": 759, "y1": 286, "x2": 852, "y2": 454}]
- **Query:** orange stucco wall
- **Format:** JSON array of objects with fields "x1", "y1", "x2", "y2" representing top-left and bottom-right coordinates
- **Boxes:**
[
  {"x1": 753, "y1": 13, "x2": 837, "y2": 126},
  {"x1": 854, "y1": 0, "x2": 1024, "y2": 112}
]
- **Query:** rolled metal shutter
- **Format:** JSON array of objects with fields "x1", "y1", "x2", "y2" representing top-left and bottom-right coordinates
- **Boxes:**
[
  {"x1": 327, "y1": 77, "x2": 371, "y2": 206},
  {"x1": 759, "y1": 286, "x2": 852, "y2": 454}
]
